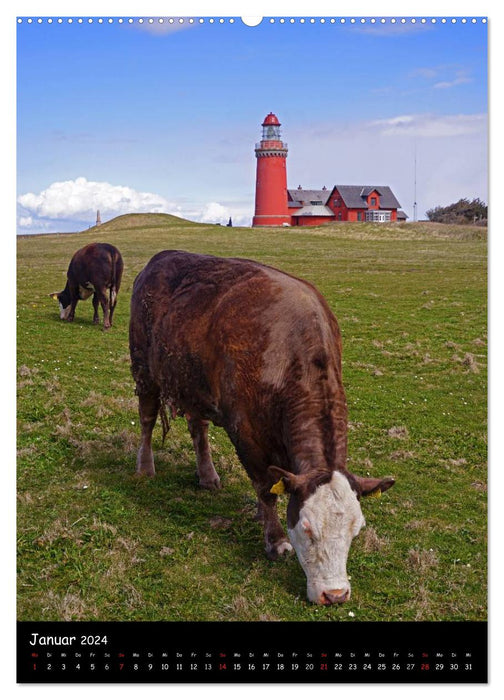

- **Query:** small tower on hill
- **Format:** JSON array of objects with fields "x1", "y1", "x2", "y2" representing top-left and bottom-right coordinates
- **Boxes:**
[{"x1": 96, "y1": 210, "x2": 102, "y2": 226}]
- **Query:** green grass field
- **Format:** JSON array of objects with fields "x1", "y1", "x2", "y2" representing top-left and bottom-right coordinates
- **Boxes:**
[{"x1": 17, "y1": 215, "x2": 487, "y2": 622}]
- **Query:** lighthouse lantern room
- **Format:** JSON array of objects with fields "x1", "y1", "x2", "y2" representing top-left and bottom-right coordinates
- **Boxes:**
[{"x1": 261, "y1": 113, "x2": 282, "y2": 141}]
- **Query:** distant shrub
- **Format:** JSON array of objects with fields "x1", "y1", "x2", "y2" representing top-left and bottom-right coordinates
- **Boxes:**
[{"x1": 426, "y1": 198, "x2": 487, "y2": 225}]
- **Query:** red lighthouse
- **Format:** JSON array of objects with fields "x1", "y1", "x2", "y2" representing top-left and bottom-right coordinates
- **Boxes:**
[{"x1": 252, "y1": 113, "x2": 290, "y2": 227}]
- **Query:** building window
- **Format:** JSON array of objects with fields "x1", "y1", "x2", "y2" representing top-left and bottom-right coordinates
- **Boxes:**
[
  {"x1": 338, "y1": 212, "x2": 342, "y2": 221},
  {"x1": 334, "y1": 198, "x2": 341, "y2": 207},
  {"x1": 371, "y1": 197, "x2": 377, "y2": 206},
  {"x1": 365, "y1": 210, "x2": 391, "y2": 222},
  {"x1": 357, "y1": 212, "x2": 362, "y2": 221}
]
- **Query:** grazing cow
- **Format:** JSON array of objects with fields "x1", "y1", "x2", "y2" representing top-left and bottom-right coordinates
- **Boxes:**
[
  {"x1": 50, "y1": 243, "x2": 123, "y2": 329},
  {"x1": 129, "y1": 251, "x2": 394, "y2": 604}
]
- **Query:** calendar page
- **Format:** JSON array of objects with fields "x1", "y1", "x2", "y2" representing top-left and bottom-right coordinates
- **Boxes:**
[{"x1": 16, "y1": 11, "x2": 488, "y2": 684}]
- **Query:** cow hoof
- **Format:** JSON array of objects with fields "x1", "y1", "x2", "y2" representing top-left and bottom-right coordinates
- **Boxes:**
[
  {"x1": 136, "y1": 464, "x2": 155, "y2": 477},
  {"x1": 136, "y1": 469, "x2": 155, "y2": 478},
  {"x1": 266, "y1": 540, "x2": 293, "y2": 560},
  {"x1": 199, "y1": 476, "x2": 222, "y2": 491}
]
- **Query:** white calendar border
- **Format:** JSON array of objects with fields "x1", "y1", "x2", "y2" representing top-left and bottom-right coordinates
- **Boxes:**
[{"x1": 4, "y1": 1, "x2": 499, "y2": 698}]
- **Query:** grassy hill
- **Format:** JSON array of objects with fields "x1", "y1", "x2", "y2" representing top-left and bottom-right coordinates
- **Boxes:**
[
  {"x1": 17, "y1": 215, "x2": 487, "y2": 622},
  {"x1": 90, "y1": 212, "x2": 205, "y2": 232}
]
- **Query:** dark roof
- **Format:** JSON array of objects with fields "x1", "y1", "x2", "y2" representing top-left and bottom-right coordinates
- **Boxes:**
[
  {"x1": 332, "y1": 185, "x2": 401, "y2": 210},
  {"x1": 288, "y1": 189, "x2": 331, "y2": 205},
  {"x1": 290, "y1": 185, "x2": 401, "y2": 210},
  {"x1": 397, "y1": 210, "x2": 409, "y2": 219}
]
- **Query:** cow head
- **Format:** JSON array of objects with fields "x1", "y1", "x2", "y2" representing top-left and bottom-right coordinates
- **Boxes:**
[
  {"x1": 49, "y1": 289, "x2": 71, "y2": 320},
  {"x1": 268, "y1": 466, "x2": 394, "y2": 605}
]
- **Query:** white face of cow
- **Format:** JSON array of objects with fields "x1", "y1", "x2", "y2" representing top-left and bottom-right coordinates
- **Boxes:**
[
  {"x1": 59, "y1": 302, "x2": 71, "y2": 320},
  {"x1": 287, "y1": 471, "x2": 365, "y2": 605}
]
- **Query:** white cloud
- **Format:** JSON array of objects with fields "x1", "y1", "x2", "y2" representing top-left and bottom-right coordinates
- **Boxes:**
[
  {"x1": 131, "y1": 18, "x2": 199, "y2": 35},
  {"x1": 434, "y1": 74, "x2": 472, "y2": 89},
  {"x1": 407, "y1": 66, "x2": 473, "y2": 91},
  {"x1": 355, "y1": 22, "x2": 433, "y2": 37},
  {"x1": 200, "y1": 202, "x2": 229, "y2": 223},
  {"x1": 16, "y1": 177, "x2": 253, "y2": 232},
  {"x1": 409, "y1": 67, "x2": 439, "y2": 79},
  {"x1": 17, "y1": 177, "x2": 180, "y2": 221},
  {"x1": 367, "y1": 113, "x2": 486, "y2": 138}
]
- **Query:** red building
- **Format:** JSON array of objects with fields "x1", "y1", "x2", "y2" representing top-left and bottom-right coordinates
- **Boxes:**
[{"x1": 253, "y1": 113, "x2": 405, "y2": 227}]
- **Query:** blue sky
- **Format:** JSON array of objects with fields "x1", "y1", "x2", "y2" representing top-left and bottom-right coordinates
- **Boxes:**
[{"x1": 16, "y1": 15, "x2": 487, "y2": 232}]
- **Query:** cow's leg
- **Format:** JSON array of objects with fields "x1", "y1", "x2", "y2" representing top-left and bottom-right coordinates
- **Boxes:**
[
  {"x1": 187, "y1": 416, "x2": 221, "y2": 490},
  {"x1": 92, "y1": 293, "x2": 100, "y2": 324},
  {"x1": 254, "y1": 486, "x2": 293, "y2": 560},
  {"x1": 96, "y1": 290, "x2": 111, "y2": 329},
  {"x1": 136, "y1": 393, "x2": 160, "y2": 476},
  {"x1": 67, "y1": 299, "x2": 78, "y2": 322},
  {"x1": 66, "y1": 287, "x2": 79, "y2": 322}
]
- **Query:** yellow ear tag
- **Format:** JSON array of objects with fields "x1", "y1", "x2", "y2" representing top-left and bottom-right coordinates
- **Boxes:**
[
  {"x1": 367, "y1": 489, "x2": 382, "y2": 499},
  {"x1": 270, "y1": 479, "x2": 285, "y2": 495},
  {"x1": 51, "y1": 294, "x2": 58, "y2": 300}
]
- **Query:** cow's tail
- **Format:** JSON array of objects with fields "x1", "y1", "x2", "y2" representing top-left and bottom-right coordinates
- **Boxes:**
[
  {"x1": 110, "y1": 251, "x2": 124, "y2": 304},
  {"x1": 109, "y1": 255, "x2": 116, "y2": 306},
  {"x1": 159, "y1": 397, "x2": 170, "y2": 445}
]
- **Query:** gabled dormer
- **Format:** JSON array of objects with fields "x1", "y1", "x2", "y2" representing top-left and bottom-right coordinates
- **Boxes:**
[
  {"x1": 325, "y1": 186, "x2": 345, "y2": 213},
  {"x1": 361, "y1": 187, "x2": 382, "y2": 209}
]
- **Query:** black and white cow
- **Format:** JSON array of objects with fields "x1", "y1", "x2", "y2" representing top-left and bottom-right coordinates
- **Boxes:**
[{"x1": 51, "y1": 243, "x2": 123, "y2": 329}]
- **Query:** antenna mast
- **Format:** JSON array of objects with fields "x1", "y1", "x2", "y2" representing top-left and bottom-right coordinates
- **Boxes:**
[{"x1": 413, "y1": 141, "x2": 418, "y2": 222}]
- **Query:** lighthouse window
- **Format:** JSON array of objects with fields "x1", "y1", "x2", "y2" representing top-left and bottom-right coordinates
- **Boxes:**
[{"x1": 263, "y1": 125, "x2": 280, "y2": 140}]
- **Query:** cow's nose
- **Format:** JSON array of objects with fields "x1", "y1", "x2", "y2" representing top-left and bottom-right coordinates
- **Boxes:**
[{"x1": 321, "y1": 588, "x2": 350, "y2": 605}]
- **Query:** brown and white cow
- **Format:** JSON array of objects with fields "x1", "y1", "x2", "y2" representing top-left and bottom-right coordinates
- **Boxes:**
[
  {"x1": 50, "y1": 243, "x2": 123, "y2": 329},
  {"x1": 129, "y1": 250, "x2": 394, "y2": 604}
]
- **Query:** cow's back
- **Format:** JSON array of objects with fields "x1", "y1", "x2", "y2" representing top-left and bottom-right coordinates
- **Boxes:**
[
  {"x1": 130, "y1": 251, "x2": 271, "y2": 408},
  {"x1": 69, "y1": 243, "x2": 123, "y2": 286}
]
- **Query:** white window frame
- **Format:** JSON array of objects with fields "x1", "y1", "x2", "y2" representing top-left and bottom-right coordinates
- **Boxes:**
[{"x1": 366, "y1": 210, "x2": 391, "y2": 222}]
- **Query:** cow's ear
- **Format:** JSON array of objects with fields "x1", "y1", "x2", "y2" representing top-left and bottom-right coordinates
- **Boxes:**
[
  {"x1": 268, "y1": 466, "x2": 302, "y2": 494},
  {"x1": 356, "y1": 475, "x2": 395, "y2": 498}
]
